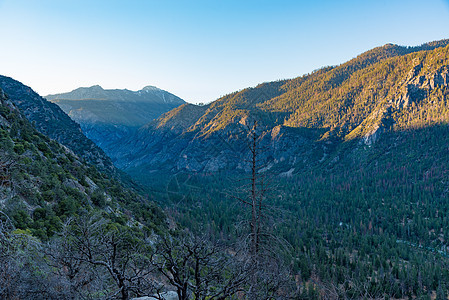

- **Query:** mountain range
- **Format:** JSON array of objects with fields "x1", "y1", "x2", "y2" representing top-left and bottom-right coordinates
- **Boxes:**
[
  {"x1": 45, "y1": 85, "x2": 185, "y2": 157},
  {"x1": 100, "y1": 39, "x2": 449, "y2": 183},
  {"x1": 2, "y1": 38, "x2": 449, "y2": 298}
]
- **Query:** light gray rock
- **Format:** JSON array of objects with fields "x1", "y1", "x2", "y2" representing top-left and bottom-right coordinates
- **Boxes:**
[{"x1": 132, "y1": 291, "x2": 178, "y2": 300}]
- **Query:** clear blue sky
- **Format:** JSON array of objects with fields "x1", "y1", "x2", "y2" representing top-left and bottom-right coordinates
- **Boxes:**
[{"x1": 0, "y1": 0, "x2": 448, "y2": 104}]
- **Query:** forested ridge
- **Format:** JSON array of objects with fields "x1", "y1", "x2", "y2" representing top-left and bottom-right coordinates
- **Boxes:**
[
  {"x1": 3, "y1": 39, "x2": 449, "y2": 299},
  {"x1": 108, "y1": 40, "x2": 449, "y2": 179},
  {"x1": 148, "y1": 127, "x2": 449, "y2": 299},
  {"x1": 111, "y1": 40, "x2": 449, "y2": 298},
  {"x1": 0, "y1": 88, "x2": 295, "y2": 299}
]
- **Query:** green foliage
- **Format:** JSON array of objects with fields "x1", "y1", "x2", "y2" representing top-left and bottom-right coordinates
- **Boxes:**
[
  {"x1": 139, "y1": 42, "x2": 449, "y2": 145},
  {"x1": 53, "y1": 196, "x2": 79, "y2": 218},
  {"x1": 91, "y1": 190, "x2": 106, "y2": 207},
  {"x1": 4, "y1": 40, "x2": 449, "y2": 298},
  {"x1": 12, "y1": 209, "x2": 32, "y2": 230},
  {"x1": 37, "y1": 141, "x2": 52, "y2": 157},
  {"x1": 13, "y1": 143, "x2": 24, "y2": 154},
  {"x1": 0, "y1": 89, "x2": 167, "y2": 243},
  {"x1": 144, "y1": 117, "x2": 449, "y2": 298},
  {"x1": 31, "y1": 207, "x2": 62, "y2": 240}
]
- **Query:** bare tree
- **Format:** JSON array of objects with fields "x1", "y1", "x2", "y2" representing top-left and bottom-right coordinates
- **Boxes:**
[
  {"x1": 0, "y1": 211, "x2": 65, "y2": 299},
  {"x1": 230, "y1": 120, "x2": 267, "y2": 257},
  {"x1": 152, "y1": 231, "x2": 249, "y2": 300},
  {"x1": 230, "y1": 119, "x2": 297, "y2": 299},
  {"x1": 46, "y1": 233, "x2": 104, "y2": 299},
  {"x1": 53, "y1": 213, "x2": 160, "y2": 300}
]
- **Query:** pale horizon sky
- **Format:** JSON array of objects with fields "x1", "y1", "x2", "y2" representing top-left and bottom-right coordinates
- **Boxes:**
[{"x1": 0, "y1": 0, "x2": 449, "y2": 104}]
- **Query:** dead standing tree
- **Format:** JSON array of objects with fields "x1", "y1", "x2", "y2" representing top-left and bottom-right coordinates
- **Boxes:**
[
  {"x1": 231, "y1": 120, "x2": 266, "y2": 258},
  {"x1": 230, "y1": 119, "x2": 294, "y2": 299},
  {"x1": 152, "y1": 231, "x2": 249, "y2": 300},
  {"x1": 52, "y1": 213, "x2": 160, "y2": 300}
]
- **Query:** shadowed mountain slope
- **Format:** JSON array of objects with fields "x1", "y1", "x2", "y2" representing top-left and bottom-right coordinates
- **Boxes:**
[
  {"x1": 107, "y1": 39, "x2": 449, "y2": 180},
  {"x1": 46, "y1": 85, "x2": 185, "y2": 155},
  {"x1": 0, "y1": 76, "x2": 115, "y2": 174}
]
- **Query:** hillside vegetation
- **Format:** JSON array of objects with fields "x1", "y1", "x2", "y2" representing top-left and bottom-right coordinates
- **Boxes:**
[
  {"x1": 108, "y1": 40, "x2": 449, "y2": 178},
  {"x1": 0, "y1": 85, "x2": 291, "y2": 299},
  {"x1": 0, "y1": 76, "x2": 117, "y2": 176},
  {"x1": 3, "y1": 39, "x2": 449, "y2": 299},
  {"x1": 102, "y1": 39, "x2": 449, "y2": 299},
  {"x1": 0, "y1": 88, "x2": 164, "y2": 240}
]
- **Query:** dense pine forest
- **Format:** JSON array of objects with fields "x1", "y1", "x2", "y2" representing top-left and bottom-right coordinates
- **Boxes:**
[
  {"x1": 157, "y1": 124, "x2": 449, "y2": 299},
  {"x1": 122, "y1": 40, "x2": 449, "y2": 299},
  {"x1": 2, "y1": 39, "x2": 449, "y2": 299}
]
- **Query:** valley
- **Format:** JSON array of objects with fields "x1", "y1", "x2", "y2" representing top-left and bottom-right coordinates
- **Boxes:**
[{"x1": 2, "y1": 39, "x2": 449, "y2": 299}]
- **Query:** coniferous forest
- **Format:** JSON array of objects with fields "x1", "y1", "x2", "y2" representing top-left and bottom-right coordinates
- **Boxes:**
[{"x1": 2, "y1": 39, "x2": 449, "y2": 299}]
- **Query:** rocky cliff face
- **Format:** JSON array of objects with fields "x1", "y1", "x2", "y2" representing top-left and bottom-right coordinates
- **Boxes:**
[
  {"x1": 46, "y1": 85, "x2": 185, "y2": 157},
  {"x1": 0, "y1": 76, "x2": 115, "y2": 173},
  {"x1": 105, "y1": 40, "x2": 449, "y2": 181},
  {"x1": 353, "y1": 62, "x2": 449, "y2": 146}
]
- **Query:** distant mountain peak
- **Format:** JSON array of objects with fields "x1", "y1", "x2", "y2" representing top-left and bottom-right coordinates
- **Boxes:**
[
  {"x1": 72, "y1": 85, "x2": 105, "y2": 93},
  {"x1": 141, "y1": 85, "x2": 160, "y2": 92},
  {"x1": 88, "y1": 85, "x2": 104, "y2": 90},
  {"x1": 45, "y1": 84, "x2": 186, "y2": 157}
]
